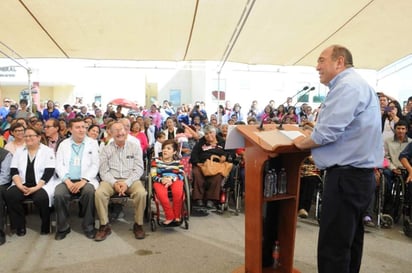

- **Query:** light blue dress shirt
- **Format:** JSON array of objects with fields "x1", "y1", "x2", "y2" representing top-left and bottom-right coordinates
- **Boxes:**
[
  {"x1": 64, "y1": 140, "x2": 85, "y2": 180},
  {"x1": 311, "y1": 68, "x2": 384, "y2": 169}
]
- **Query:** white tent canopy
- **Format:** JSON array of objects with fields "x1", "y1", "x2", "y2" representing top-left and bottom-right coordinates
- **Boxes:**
[{"x1": 0, "y1": 0, "x2": 411, "y2": 70}]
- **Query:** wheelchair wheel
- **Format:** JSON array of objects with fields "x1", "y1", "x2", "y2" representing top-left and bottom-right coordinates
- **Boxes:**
[
  {"x1": 314, "y1": 175, "x2": 323, "y2": 224},
  {"x1": 150, "y1": 219, "x2": 156, "y2": 232},
  {"x1": 315, "y1": 190, "x2": 322, "y2": 224},
  {"x1": 145, "y1": 175, "x2": 153, "y2": 223},
  {"x1": 233, "y1": 167, "x2": 242, "y2": 216},
  {"x1": 392, "y1": 175, "x2": 404, "y2": 224},
  {"x1": 183, "y1": 175, "x2": 191, "y2": 218},
  {"x1": 404, "y1": 218, "x2": 412, "y2": 238},
  {"x1": 234, "y1": 184, "x2": 241, "y2": 216},
  {"x1": 380, "y1": 214, "x2": 393, "y2": 229}
]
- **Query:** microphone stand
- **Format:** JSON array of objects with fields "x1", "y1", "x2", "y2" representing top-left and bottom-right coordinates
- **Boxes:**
[
  {"x1": 259, "y1": 86, "x2": 309, "y2": 131},
  {"x1": 277, "y1": 87, "x2": 316, "y2": 130},
  {"x1": 279, "y1": 86, "x2": 309, "y2": 108},
  {"x1": 277, "y1": 114, "x2": 288, "y2": 130}
]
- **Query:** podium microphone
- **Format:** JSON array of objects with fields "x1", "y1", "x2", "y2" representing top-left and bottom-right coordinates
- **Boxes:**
[
  {"x1": 280, "y1": 86, "x2": 309, "y2": 106},
  {"x1": 277, "y1": 87, "x2": 316, "y2": 130},
  {"x1": 258, "y1": 118, "x2": 265, "y2": 131},
  {"x1": 307, "y1": 86, "x2": 315, "y2": 92},
  {"x1": 258, "y1": 111, "x2": 276, "y2": 131}
]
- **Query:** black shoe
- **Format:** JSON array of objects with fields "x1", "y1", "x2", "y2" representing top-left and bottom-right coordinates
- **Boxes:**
[
  {"x1": 55, "y1": 227, "x2": 71, "y2": 241},
  {"x1": 41, "y1": 224, "x2": 50, "y2": 235},
  {"x1": 160, "y1": 220, "x2": 175, "y2": 227},
  {"x1": 172, "y1": 219, "x2": 183, "y2": 227},
  {"x1": 84, "y1": 229, "x2": 97, "y2": 239},
  {"x1": 194, "y1": 199, "x2": 204, "y2": 207},
  {"x1": 16, "y1": 228, "x2": 26, "y2": 237},
  {"x1": 109, "y1": 203, "x2": 124, "y2": 222},
  {"x1": 206, "y1": 200, "x2": 215, "y2": 210},
  {"x1": 191, "y1": 208, "x2": 209, "y2": 217},
  {"x1": 40, "y1": 230, "x2": 50, "y2": 235},
  {"x1": 0, "y1": 229, "x2": 5, "y2": 245}
]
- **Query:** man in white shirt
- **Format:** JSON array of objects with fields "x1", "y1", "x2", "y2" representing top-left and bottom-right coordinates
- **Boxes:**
[{"x1": 54, "y1": 118, "x2": 100, "y2": 240}]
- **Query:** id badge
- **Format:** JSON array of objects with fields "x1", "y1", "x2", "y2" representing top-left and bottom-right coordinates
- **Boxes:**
[{"x1": 73, "y1": 156, "x2": 81, "y2": 166}]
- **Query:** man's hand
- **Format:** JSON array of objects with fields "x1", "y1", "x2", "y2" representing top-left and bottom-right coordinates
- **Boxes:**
[
  {"x1": 66, "y1": 179, "x2": 87, "y2": 194},
  {"x1": 407, "y1": 171, "x2": 412, "y2": 184},
  {"x1": 114, "y1": 181, "x2": 128, "y2": 196}
]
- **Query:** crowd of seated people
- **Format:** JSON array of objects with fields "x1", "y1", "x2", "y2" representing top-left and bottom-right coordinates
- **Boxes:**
[
  {"x1": 361, "y1": 93, "x2": 412, "y2": 227},
  {"x1": 0, "y1": 93, "x2": 411, "y2": 245}
]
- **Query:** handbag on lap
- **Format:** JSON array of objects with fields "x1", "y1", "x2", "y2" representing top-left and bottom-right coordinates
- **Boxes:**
[{"x1": 198, "y1": 154, "x2": 233, "y2": 177}]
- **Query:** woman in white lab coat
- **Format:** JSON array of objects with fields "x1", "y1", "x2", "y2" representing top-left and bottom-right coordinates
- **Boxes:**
[{"x1": 4, "y1": 126, "x2": 58, "y2": 236}]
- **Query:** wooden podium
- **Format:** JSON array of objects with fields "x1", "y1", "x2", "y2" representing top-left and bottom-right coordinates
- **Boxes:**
[{"x1": 232, "y1": 124, "x2": 310, "y2": 273}]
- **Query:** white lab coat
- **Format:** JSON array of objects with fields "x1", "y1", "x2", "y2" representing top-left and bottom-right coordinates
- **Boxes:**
[
  {"x1": 56, "y1": 136, "x2": 100, "y2": 189},
  {"x1": 10, "y1": 144, "x2": 59, "y2": 206}
]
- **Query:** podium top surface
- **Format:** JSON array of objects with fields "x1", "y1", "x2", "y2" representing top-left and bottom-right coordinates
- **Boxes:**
[{"x1": 235, "y1": 124, "x2": 307, "y2": 153}]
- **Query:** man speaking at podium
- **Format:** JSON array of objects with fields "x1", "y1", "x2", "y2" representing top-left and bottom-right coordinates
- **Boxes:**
[{"x1": 293, "y1": 45, "x2": 383, "y2": 273}]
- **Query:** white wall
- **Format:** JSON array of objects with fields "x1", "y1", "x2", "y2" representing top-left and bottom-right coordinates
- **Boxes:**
[{"x1": 1, "y1": 59, "x2": 383, "y2": 115}]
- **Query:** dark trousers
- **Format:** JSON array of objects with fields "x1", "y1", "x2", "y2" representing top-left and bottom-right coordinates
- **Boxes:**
[
  {"x1": 0, "y1": 184, "x2": 10, "y2": 231},
  {"x1": 318, "y1": 167, "x2": 375, "y2": 273},
  {"x1": 405, "y1": 183, "x2": 412, "y2": 218},
  {"x1": 298, "y1": 176, "x2": 318, "y2": 212},
  {"x1": 54, "y1": 182, "x2": 95, "y2": 232},
  {"x1": 192, "y1": 166, "x2": 223, "y2": 201},
  {"x1": 4, "y1": 186, "x2": 50, "y2": 233}
]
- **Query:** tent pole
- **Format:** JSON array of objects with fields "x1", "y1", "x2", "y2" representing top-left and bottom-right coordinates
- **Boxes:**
[{"x1": 217, "y1": 71, "x2": 221, "y2": 114}]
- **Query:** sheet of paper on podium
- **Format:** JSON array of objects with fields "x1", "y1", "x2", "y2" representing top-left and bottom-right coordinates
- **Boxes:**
[
  {"x1": 278, "y1": 130, "x2": 305, "y2": 140},
  {"x1": 253, "y1": 129, "x2": 305, "y2": 149},
  {"x1": 225, "y1": 125, "x2": 245, "y2": 149}
]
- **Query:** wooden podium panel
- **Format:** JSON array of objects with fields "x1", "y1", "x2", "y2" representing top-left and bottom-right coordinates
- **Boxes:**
[{"x1": 234, "y1": 124, "x2": 310, "y2": 273}]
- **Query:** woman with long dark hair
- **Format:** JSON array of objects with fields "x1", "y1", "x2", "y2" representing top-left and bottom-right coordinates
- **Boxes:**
[{"x1": 382, "y1": 100, "x2": 405, "y2": 140}]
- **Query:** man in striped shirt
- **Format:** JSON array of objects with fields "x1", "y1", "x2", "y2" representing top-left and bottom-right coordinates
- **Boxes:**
[{"x1": 95, "y1": 122, "x2": 147, "y2": 241}]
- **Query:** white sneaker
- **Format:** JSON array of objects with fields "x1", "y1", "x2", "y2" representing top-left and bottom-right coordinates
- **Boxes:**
[{"x1": 298, "y1": 209, "x2": 308, "y2": 218}]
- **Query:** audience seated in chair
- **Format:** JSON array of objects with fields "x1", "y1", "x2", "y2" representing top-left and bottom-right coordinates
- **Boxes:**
[
  {"x1": 190, "y1": 125, "x2": 230, "y2": 210},
  {"x1": 150, "y1": 139, "x2": 185, "y2": 226},
  {"x1": 54, "y1": 118, "x2": 100, "y2": 241},
  {"x1": 298, "y1": 156, "x2": 320, "y2": 218},
  {"x1": 297, "y1": 124, "x2": 319, "y2": 219},
  {"x1": 95, "y1": 121, "x2": 147, "y2": 241},
  {"x1": 383, "y1": 120, "x2": 411, "y2": 214},
  {"x1": 0, "y1": 147, "x2": 12, "y2": 245},
  {"x1": 4, "y1": 127, "x2": 59, "y2": 236}
]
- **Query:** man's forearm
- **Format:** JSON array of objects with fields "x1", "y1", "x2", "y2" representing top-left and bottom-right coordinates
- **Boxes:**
[{"x1": 293, "y1": 136, "x2": 320, "y2": 150}]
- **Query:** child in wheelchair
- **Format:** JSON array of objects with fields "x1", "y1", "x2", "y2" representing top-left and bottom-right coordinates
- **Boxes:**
[{"x1": 150, "y1": 139, "x2": 185, "y2": 227}]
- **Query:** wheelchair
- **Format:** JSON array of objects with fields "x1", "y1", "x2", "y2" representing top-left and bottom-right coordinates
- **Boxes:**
[
  {"x1": 147, "y1": 169, "x2": 191, "y2": 231},
  {"x1": 216, "y1": 156, "x2": 243, "y2": 215},
  {"x1": 392, "y1": 170, "x2": 412, "y2": 237},
  {"x1": 403, "y1": 181, "x2": 412, "y2": 237},
  {"x1": 375, "y1": 168, "x2": 394, "y2": 229},
  {"x1": 384, "y1": 169, "x2": 412, "y2": 237},
  {"x1": 390, "y1": 170, "x2": 407, "y2": 224},
  {"x1": 314, "y1": 173, "x2": 323, "y2": 224}
]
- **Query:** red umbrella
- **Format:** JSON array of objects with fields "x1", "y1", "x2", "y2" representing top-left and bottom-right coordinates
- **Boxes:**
[{"x1": 108, "y1": 98, "x2": 138, "y2": 110}]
